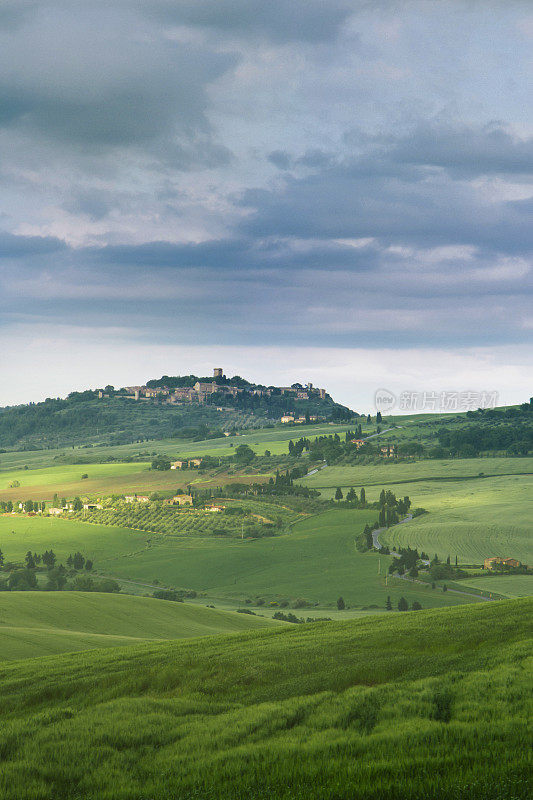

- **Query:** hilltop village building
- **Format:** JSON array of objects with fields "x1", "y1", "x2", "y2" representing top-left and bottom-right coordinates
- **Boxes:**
[{"x1": 118, "y1": 369, "x2": 328, "y2": 410}]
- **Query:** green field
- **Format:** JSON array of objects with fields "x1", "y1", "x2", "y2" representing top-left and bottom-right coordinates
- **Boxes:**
[
  {"x1": 457, "y1": 574, "x2": 533, "y2": 598},
  {"x1": 0, "y1": 422, "x2": 354, "y2": 472},
  {"x1": 300, "y1": 459, "x2": 533, "y2": 566},
  {"x1": 0, "y1": 510, "x2": 481, "y2": 611},
  {"x1": 0, "y1": 599, "x2": 530, "y2": 799},
  {"x1": 375, "y1": 474, "x2": 533, "y2": 564},
  {"x1": 0, "y1": 592, "x2": 279, "y2": 661},
  {"x1": 300, "y1": 456, "x2": 533, "y2": 488}
]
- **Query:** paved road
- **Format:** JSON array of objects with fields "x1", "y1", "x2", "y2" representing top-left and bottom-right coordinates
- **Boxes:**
[
  {"x1": 362, "y1": 426, "x2": 401, "y2": 441},
  {"x1": 372, "y1": 513, "x2": 412, "y2": 549},
  {"x1": 306, "y1": 461, "x2": 328, "y2": 477},
  {"x1": 372, "y1": 514, "x2": 492, "y2": 602}
]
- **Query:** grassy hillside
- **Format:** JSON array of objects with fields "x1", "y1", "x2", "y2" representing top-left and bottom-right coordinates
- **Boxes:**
[
  {"x1": 0, "y1": 592, "x2": 279, "y2": 661},
  {"x1": 0, "y1": 510, "x2": 480, "y2": 610},
  {"x1": 300, "y1": 456, "x2": 533, "y2": 488},
  {"x1": 0, "y1": 422, "x2": 354, "y2": 473},
  {"x1": 0, "y1": 599, "x2": 530, "y2": 799},
  {"x1": 300, "y1": 460, "x2": 533, "y2": 564}
]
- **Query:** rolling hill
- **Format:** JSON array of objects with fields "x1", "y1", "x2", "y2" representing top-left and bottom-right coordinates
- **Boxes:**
[
  {"x1": 0, "y1": 599, "x2": 530, "y2": 799},
  {"x1": 0, "y1": 592, "x2": 279, "y2": 661}
]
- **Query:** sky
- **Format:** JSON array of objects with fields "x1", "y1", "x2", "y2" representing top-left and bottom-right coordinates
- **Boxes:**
[{"x1": 0, "y1": 0, "x2": 532, "y2": 412}]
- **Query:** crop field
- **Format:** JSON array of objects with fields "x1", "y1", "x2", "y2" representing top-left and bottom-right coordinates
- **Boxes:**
[
  {"x1": 300, "y1": 461, "x2": 533, "y2": 567},
  {"x1": 0, "y1": 510, "x2": 480, "y2": 610},
  {"x1": 0, "y1": 422, "x2": 356, "y2": 472},
  {"x1": 0, "y1": 599, "x2": 530, "y2": 800},
  {"x1": 374, "y1": 474, "x2": 533, "y2": 565},
  {"x1": 0, "y1": 592, "x2": 278, "y2": 661},
  {"x1": 456, "y1": 574, "x2": 533, "y2": 598},
  {"x1": 71, "y1": 497, "x2": 301, "y2": 538},
  {"x1": 0, "y1": 463, "x2": 279, "y2": 502},
  {"x1": 300, "y1": 456, "x2": 533, "y2": 489}
]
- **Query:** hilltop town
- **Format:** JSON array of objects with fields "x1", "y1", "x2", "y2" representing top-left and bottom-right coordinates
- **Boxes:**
[{"x1": 115, "y1": 367, "x2": 329, "y2": 408}]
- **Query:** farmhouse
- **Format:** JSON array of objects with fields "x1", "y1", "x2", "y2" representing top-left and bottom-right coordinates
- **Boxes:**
[
  {"x1": 168, "y1": 495, "x2": 193, "y2": 506},
  {"x1": 48, "y1": 507, "x2": 63, "y2": 516},
  {"x1": 188, "y1": 458, "x2": 203, "y2": 468},
  {"x1": 484, "y1": 557, "x2": 522, "y2": 570},
  {"x1": 83, "y1": 503, "x2": 102, "y2": 510},
  {"x1": 124, "y1": 495, "x2": 150, "y2": 503},
  {"x1": 380, "y1": 444, "x2": 396, "y2": 458},
  {"x1": 503, "y1": 558, "x2": 521, "y2": 568},
  {"x1": 170, "y1": 460, "x2": 186, "y2": 470},
  {"x1": 351, "y1": 438, "x2": 366, "y2": 449},
  {"x1": 281, "y1": 415, "x2": 295, "y2": 423},
  {"x1": 207, "y1": 505, "x2": 225, "y2": 512}
]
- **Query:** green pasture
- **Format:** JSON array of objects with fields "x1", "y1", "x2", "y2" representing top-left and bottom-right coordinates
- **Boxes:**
[
  {"x1": 300, "y1": 456, "x2": 533, "y2": 488},
  {"x1": 0, "y1": 461, "x2": 276, "y2": 502},
  {"x1": 301, "y1": 461, "x2": 533, "y2": 567},
  {"x1": 375, "y1": 474, "x2": 533, "y2": 565},
  {"x1": 0, "y1": 592, "x2": 278, "y2": 661},
  {"x1": 0, "y1": 599, "x2": 530, "y2": 800},
  {"x1": 0, "y1": 422, "x2": 355, "y2": 472},
  {"x1": 0, "y1": 462, "x2": 151, "y2": 501},
  {"x1": 456, "y1": 574, "x2": 533, "y2": 598},
  {"x1": 0, "y1": 510, "x2": 480, "y2": 610}
]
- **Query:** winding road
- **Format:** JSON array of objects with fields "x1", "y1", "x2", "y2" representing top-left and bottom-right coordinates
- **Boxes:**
[{"x1": 372, "y1": 513, "x2": 412, "y2": 549}]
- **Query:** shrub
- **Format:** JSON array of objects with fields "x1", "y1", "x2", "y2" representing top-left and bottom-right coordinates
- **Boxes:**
[
  {"x1": 340, "y1": 695, "x2": 380, "y2": 734},
  {"x1": 153, "y1": 589, "x2": 183, "y2": 602},
  {"x1": 430, "y1": 688, "x2": 453, "y2": 723}
]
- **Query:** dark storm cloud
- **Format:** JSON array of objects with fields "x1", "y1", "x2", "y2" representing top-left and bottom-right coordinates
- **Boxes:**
[
  {"x1": 0, "y1": 232, "x2": 66, "y2": 258},
  {"x1": 242, "y1": 134, "x2": 533, "y2": 254},
  {"x1": 145, "y1": 0, "x2": 355, "y2": 43},
  {"x1": 92, "y1": 236, "x2": 382, "y2": 272},
  {"x1": 388, "y1": 123, "x2": 533, "y2": 177},
  {"x1": 0, "y1": 5, "x2": 236, "y2": 172}
]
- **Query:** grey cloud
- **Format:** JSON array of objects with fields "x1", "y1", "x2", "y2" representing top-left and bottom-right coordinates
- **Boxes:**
[
  {"x1": 389, "y1": 123, "x2": 533, "y2": 177},
  {"x1": 0, "y1": 231, "x2": 66, "y2": 258},
  {"x1": 0, "y1": 2, "x2": 37, "y2": 30},
  {"x1": 0, "y1": 6, "x2": 236, "y2": 164},
  {"x1": 91, "y1": 236, "x2": 382, "y2": 272},
  {"x1": 241, "y1": 148, "x2": 533, "y2": 254},
  {"x1": 146, "y1": 0, "x2": 355, "y2": 43},
  {"x1": 268, "y1": 151, "x2": 293, "y2": 170}
]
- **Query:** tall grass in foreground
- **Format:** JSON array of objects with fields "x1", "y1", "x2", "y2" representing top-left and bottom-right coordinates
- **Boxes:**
[{"x1": 0, "y1": 599, "x2": 531, "y2": 799}]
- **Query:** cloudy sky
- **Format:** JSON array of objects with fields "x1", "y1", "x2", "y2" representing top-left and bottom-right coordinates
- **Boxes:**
[{"x1": 1, "y1": 0, "x2": 532, "y2": 411}]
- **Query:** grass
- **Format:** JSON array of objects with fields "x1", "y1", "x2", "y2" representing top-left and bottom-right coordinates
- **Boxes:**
[
  {"x1": 375, "y1": 474, "x2": 533, "y2": 564},
  {"x1": 301, "y1": 461, "x2": 533, "y2": 566},
  {"x1": 300, "y1": 456, "x2": 533, "y2": 489},
  {"x1": 0, "y1": 598, "x2": 530, "y2": 799},
  {"x1": 456, "y1": 574, "x2": 533, "y2": 598},
  {"x1": 0, "y1": 422, "x2": 355, "y2": 472},
  {"x1": 0, "y1": 591, "x2": 279, "y2": 661},
  {"x1": 0, "y1": 510, "x2": 481, "y2": 610},
  {"x1": 0, "y1": 463, "x2": 281, "y2": 502}
]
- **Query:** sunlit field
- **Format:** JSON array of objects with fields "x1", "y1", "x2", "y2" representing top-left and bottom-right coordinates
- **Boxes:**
[
  {"x1": 0, "y1": 510, "x2": 481, "y2": 611},
  {"x1": 0, "y1": 591, "x2": 279, "y2": 661},
  {"x1": 0, "y1": 599, "x2": 530, "y2": 800}
]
